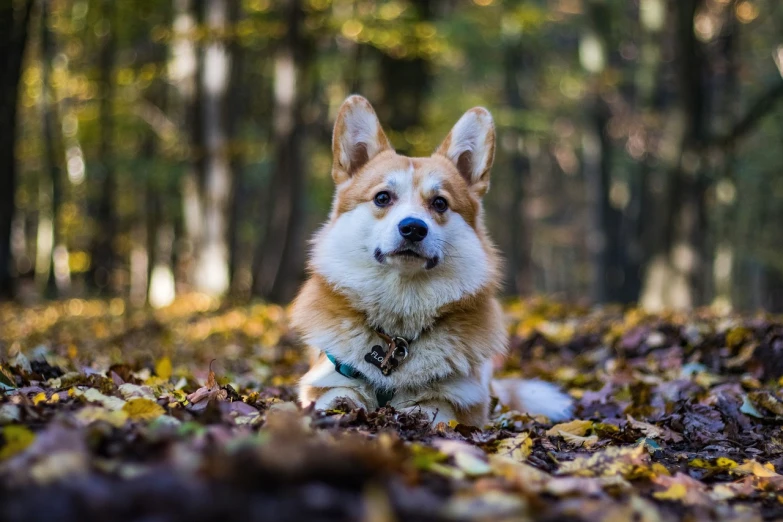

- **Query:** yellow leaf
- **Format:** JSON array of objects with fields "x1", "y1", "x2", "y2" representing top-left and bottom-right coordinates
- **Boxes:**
[
  {"x1": 495, "y1": 432, "x2": 533, "y2": 461},
  {"x1": 489, "y1": 455, "x2": 551, "y2": 492},
  {"x1": 0, "y1": 425, "x2": 35, "y2": 460},
  {"x1": 690, "y1": 457, "x2": 737, "y2": 472},
  {"x1": 653, "y1": 483, "x2": 687, "y2": 501},
  {"x1": 155, "y1": 356, "x2": 172, "y2": 381},
  {"x1": 689, "y1": 458, "x2": 711, "y2": 469},
  {"x1": 726, "y1": 327, "x2": 750, "y2": 348},
  {"x1": 75, "y1": 406, "x2": 129, "y2": 428},
  {"x1": 733, "y1": 459, "x2": 779, "y2": 478},
  {"x1": 651, "y1": 462, "x2": 671, "y2": 476},
  {"x1": 560, "y1": 432, "x2": 599, "y2": 448},
  {"x1": 32, "y1": 392, "x2": 47, "y2": 405},
  {"x1": 123, "y1": 398, "x2": 165, "y2": 421},
  {"x1": 557, "y1": 445, "x2": 650, "y2": 478},
  {"x1": 546, "y1": 419, "x2": 592, "y2": 437},
  {"x1": 716, "y1": 457, "x2": 738, "y2": 469}
]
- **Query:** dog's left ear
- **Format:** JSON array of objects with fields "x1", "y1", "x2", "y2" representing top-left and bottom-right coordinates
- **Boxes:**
[
  {"x1": 435, "y1": 108, "x2": 495, "y2": 197},
  {"x1": 332, "y1": 95, "x2": 392, "y2": 185}
]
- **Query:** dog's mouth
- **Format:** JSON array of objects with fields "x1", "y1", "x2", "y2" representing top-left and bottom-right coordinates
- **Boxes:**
[
  {"x1": 374, "y1": 248, "x2": 439, "y2": 270},
  {"x1": 395, "y1": 249, "x2": 422, "y2": 259}
]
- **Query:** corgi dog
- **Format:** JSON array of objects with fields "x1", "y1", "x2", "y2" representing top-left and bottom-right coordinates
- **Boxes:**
[{"x1": 292, "y1": 95, "x2": 572, "y2": 426}]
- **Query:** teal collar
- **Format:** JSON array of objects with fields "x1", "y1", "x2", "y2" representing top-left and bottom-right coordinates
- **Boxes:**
[{"x1": 325, "y1": 352, "x2": 395, "y2": 407}]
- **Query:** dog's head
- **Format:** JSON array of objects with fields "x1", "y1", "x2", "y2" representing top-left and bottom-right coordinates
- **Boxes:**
[{"x1": 311, "y1": 95, "x2": 499, "y2": 308}]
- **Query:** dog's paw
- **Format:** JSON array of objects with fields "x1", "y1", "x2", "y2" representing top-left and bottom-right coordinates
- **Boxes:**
[
  {"x1": 313, "y1": 387, "x2": 367, "y2": 411},
  {"x1": 399, "y1": 401, "x2": 457, "y2": 427}
]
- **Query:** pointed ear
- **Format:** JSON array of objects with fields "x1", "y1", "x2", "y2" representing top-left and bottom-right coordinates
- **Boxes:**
[
  {"x1": 434, "y1": 108, "x2": 496, "y2": 197},
  {"x1": 332, "y1": 95, "x2": 392, "y2": 185}
]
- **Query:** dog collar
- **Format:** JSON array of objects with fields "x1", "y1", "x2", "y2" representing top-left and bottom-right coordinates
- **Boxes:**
[{"x1": 324, "y1": 352, "x2": 395, "y2": 407}]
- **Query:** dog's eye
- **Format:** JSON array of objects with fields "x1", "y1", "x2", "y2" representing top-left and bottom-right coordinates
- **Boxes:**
[
  {"x1": 432, "y1": 196, "x2": 449, "y2": 213},
  {"x1": 374, "y1": 191, "x2": 392, "y2": 207}
]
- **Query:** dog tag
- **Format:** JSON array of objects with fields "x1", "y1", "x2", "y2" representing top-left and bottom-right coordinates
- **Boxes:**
[{"x1": 365, "y1": 345, "x2": 398, "y2": 374}]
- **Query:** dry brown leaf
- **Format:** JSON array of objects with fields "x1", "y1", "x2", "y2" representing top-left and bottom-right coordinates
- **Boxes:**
[
  {"x1": 187, "y1": 360, "x2": 223, "y2": 405},
  {"x1": 627, "y1": 415, "x2": 683, "y2": 443}
]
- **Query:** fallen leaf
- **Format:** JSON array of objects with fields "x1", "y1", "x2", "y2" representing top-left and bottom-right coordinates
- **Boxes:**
[
  {"x1": 560, "y1": 431, "x2": 600, "y2": 448},
  {"x1": 652, "y1": 473, "x2": 711, "y2": 506},
  {"x1": 453, "y1": 451, "x2": 492, "y2": 476},
  {"x1": 74, "y1": 406, "x2": 129, "y2": 428},
  {"x1": 0, "y1": 404, "x2": 21, "y2": 425},
  {"x1": 187, "y1": 360, "x2": 223, "y2": 404},
  {"x1": 155, "y1": 356, "x2": 173, "y2": 380},
  {"x1": 118, "y1": 383, "x2": 156, "y2": 400},
  {"x1": 0, "y1": 425, "x2": 35, "y2": 460},
  {"x1": 732, "y1": 459, "x2": 779, "y2": 478},
  {"x1": 545, "y1": 475, "x2": 632, "y2": 497},
  {"x1": 489, "y1": 455, "x2": 551, "y2": 493},
  {"x1": 557, "y1": 444, "x2": 650, "y2": 478},
  {"x1": 123, "y1": 398, "x2": 165, "y2": 421},
  {"x1": 740, "y1": 395, "x2": 766, "y2": 418},
  {"x1": 653, "y1": 483, "x2": 687, "y2": 501},
  {"x1": 627, "y1": 415, "x2": 683, "y2": 443},
  {"x1": 494, "y1": 432, "x2": 533, "y2": 461},
  {"x1": 546, "y1": 419, "x2": 593, "y2": 437},
  {"x1": 748, "y1": 391, "x2": 783, "y2": 417},
  {"x1": 74, "y1": 387, "x2": 126, "y2": 411}
]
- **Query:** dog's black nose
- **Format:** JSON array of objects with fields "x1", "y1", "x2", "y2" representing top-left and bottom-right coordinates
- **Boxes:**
[{"x1": 398, "y1": 217, "x2": 428, "y2": 242}]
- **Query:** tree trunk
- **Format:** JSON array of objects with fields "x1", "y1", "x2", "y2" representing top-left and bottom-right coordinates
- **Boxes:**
[
  {"x1": 0, "y1": 0, "x2": 34, "y2": 300},
  {"x1": 252, "y1": 0, "x2": 310, "y2": 302},
  {"x1": 89, "y1": 0, "x2": 118, "y2": 293},
  {"x1": 581, "y1": 0, "x2": 627, "y2": 304},
  {"x1": 227, "y1": 0, "x2": 247, "y2": 298},
  {"x1": 640, "y1": 0, "x2": 707, "y2": 310},
  {"x1": 192, "y1": 0, "x2": 233, "y2": 296},
  {"x1": 40, "y1": 0, "x2": 69, "y2": 298},
  {"x1": 502, "y1": 41, "x2": 533, "y2": 296},
  {"x1": 171, "y1": 0, "x2": 203, "y2": 294}
]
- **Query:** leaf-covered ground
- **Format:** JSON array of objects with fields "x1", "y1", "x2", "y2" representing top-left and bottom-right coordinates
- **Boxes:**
[{"x1": 2, "y1": 297, "x2": 783, "y2": 521}]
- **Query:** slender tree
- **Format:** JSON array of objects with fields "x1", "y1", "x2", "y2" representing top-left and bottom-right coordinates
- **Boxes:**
[
  {"x1": 0, "y1": 0, "x2": 34, "y2": 300},
  {"x1": 88, "y1": 0, "x2": 118, "y2": 293},
  {"x1": 192, "y1": 0, "x2": 233, "y2": 296},
  {"x1": 502, "y1": 39, "x2": 534, "y2": 295},
  {"x1": 39, "y1": 0, "x2": 69, "y2": 297},
  {"x1": 252, "y1": 0, "x2": 311, "y2": 302}
]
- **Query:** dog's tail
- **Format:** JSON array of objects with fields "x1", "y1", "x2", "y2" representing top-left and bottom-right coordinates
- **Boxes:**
[{"x1": 490, "y1": 378, "x2": 573, "y2": 421}]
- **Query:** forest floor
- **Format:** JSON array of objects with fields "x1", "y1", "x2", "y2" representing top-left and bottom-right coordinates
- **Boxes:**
[{"x1": 2, "y1": 296, "x2": 783, "y2": 521}]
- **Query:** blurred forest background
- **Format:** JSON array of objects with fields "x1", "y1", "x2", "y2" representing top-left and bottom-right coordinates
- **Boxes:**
[{"x1": 1, "y1": 0, "x2": 782, "y2": 312}]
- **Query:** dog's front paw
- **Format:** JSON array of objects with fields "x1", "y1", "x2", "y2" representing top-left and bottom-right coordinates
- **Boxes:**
[
  {"x1": 313, "y1": 387, "x2": 370, "y2": 411},
  {"x1": 399, "y1": 401, "x2": 457, "y2": 427}
]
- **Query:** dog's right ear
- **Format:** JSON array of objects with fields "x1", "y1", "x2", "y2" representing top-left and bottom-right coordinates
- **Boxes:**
[{"x1": 332, "y1": 95, "x2": 392, "y2": 185}]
